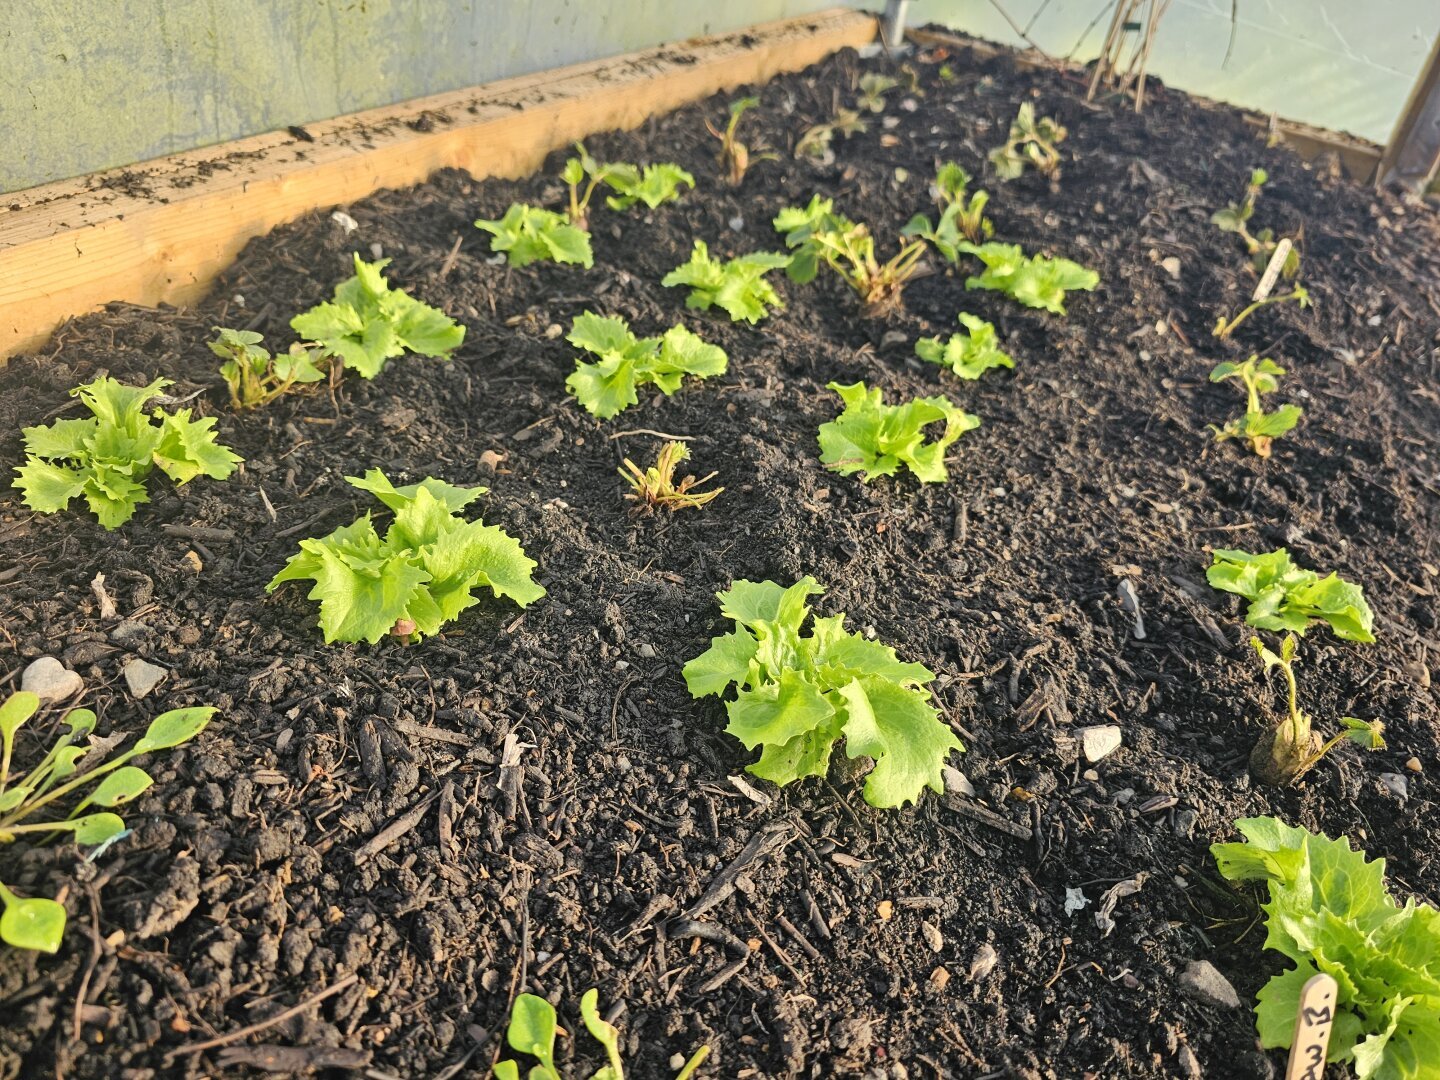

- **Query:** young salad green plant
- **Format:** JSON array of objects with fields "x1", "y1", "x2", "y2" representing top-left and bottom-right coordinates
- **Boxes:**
[
  {"x1": 661, "y1": 240, "x2": 791, "y2": 324},
  {"x1": 492, "y1": 990, "x2": 710, "y2": 1080},
  {"x1": 1212, "y1": 284, "x2": 1311, "y2": 340},
  {"x1": 475, "y1": 204, "x2": 594, "y2": 269},
  {"x1": 560, "y1": 143, "x2": 694, "y2": 229},
  {"x1": 1244, "y1": 633, "x2": 1384, "y2": 786},
  {"x1": 856, "y1": 73, "x2": 899, "y2": 113},
  {"x1": 291, "y1": 254, "x2": 465, "y2": 379},
  {"x1": 902, "y1": 162, "x2": 993, "y2": 260},
  {"x1": 956, "y1": 242, "x2": 1099, "y2": 314},
  {"x1": 683, "y1": 577, "x2": 963, "y2": 808},
  {"x1": 13, "y1": 376, "x2": 242, "y2": 530},
  {"x1": 1210, "y1": 167, "x2": 1301, "y2": 278},
  {"x1": 1207, "y1": 548, "x2": 1374, "y2": 643},
  {"x1": 706, "y1": 97, "x2": 775, "y2": 187},
  {"x1": 565, "y1": 312, "x2": 727, "y2": 420},
  {"x1": 795, "y1": 108, "x2": 866, "y2": 162},
  {"x1": 619, "y1": 441, "x2": 721, "y2": 512},
  {"x1": 1212, "y1": 817, "x2": 1440, "y2": 1076},
  {"x1": 989, "y1": 102, "x2": 1066, "y2": 181},
  {"x1": 1208, "y1": 356, "x2": 1302, "y2": 457},
  {"x1": 267, "y1": 470, "x2": 543, "y2": 644},
  {"x1": 819, "y1": 381, "x2": 978, "y2": 484},
  {"x1": 0, "y1": 691, "x2": 214, "y2": 953},
  {"x1": 915, "y1": 314, "x2": 1015, "y2": 380},
  {"x1": 210, "y1": 327, "x2": 327, "y2": 411},
  {"x1": 774, "y1": 196, "x2": 927, "y2": 316}
]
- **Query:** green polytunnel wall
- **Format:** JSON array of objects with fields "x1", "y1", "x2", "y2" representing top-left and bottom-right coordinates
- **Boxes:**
[{"x1": 3, "y1": 0, "x2": 1435, "y2": 194}]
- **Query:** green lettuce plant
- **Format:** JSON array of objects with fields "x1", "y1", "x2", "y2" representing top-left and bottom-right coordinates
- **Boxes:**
[
  {"x1": 475, "y1": 204, "x2": 594, "y2": 269},
  {"x1": 565, "y1": 312, "x2": 727, "y2": 420},
  {"x1": 773, "y1": 195, "x2": 926, "y2": 316},
  {"x1": 210, "y1": 327, "x2": 327, "y2": 411},
  {"x1": 915, "y1": 314, "x2": 1015, "y2": 380},
  {"x1": 1, "y1": 691, "x2": 214, "y2": 953},
  {"x1": 856, "y1": 73, "x2": 899, "y2": 113},
  {"x1": 795, "y1": 108, "x2": 866, "y2": 161},
  {"x1": 989, "y1": 103, "x2": 1066, "y2": 181},
  {"x1": 267, "y1": 470, "x2": 544, "y2": 644},
  {"x1": 1245, "y1": 633, "x2": 1384, "y2": 786},
  {"x1": 1207, "y1": 548, "x2": 1374, "y2": 643},
  {"x1": 1213, "y1": 817, "x2": 1440, "y2": 1076},
  {"x1": 493, "y1": 990, "x2": 710, "y2": 1080},
  {"x1": 1208, "y1": 356, "x2": 1302, "y2": 457},
  {"x1": 956, "y1": 242, "x2": 1098, "y2": 314},
  {"x1": 683, "y1": 577, "x2": 963, "y2": 808},
  {"x1": 902, "y1": 162, "x2": 993, "y2": 259},
  {"x1": 818, "y1": 381, "x2": 978, "y2": 484},
  {"x1": 661, "y1": 240, "x2": 791, "y2": 324},
  {"x1": 290, "y1": 254, "x2": 465, "y2": 379},
  {"x1": 707, "y1": 97, "x2": 776, "y2": 187},
  {"x1": 620, "y1": 441, "x2": 721, "y2": 513},
  {"x1": 559, "y1": 143, "x2": 692, "y2": 227},
  {"x1": 13, "y1": 376, "x2": 242, "y2": 530}
]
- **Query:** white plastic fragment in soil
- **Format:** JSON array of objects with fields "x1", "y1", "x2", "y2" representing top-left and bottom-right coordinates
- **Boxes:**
[
  {"x1": 1064, "y1": 887, "x2": 1090, "y2": 916},
  {"x1": 1079, "y1": 724, "x2": 1123, "y2": 763},
  {"x1": 20, "y1": 656, "x2": 83, "y2": 702}
]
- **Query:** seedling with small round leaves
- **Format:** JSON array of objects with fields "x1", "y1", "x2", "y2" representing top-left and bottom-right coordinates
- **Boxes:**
[
  {"x1": 0, "y1": 691, "x2": 215, "y2": 953},
  {"x1": 1208, "y1": 355, "x2": 1302, "y2": 457},
  {"x1": 988, "y1": 102, "x2": 1066, "y2": 181}
]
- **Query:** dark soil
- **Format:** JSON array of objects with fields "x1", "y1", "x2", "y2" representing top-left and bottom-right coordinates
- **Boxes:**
[{"x1": 3, "y1": 37, "x2": 1440, "y2": 1080}]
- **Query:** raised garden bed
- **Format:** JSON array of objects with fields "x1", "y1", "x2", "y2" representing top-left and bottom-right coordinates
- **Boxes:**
[{"x1": 2, "y1": 32, "x2": 1440, "y2": 1080}]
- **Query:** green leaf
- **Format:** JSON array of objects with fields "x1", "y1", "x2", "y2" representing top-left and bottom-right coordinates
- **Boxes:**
[
  {"x1": 347, "y1": 469, "x2": 486, "y2": 514},
  {"x1": 505, "y1": 994, "x2": 559, "y2": 1076},
  {"x1": 492, "y1": 1062, "x2": 520, "y2": 1080},
  {"x1": 74, "y1": 766, "x2": 152, "y2": 812},
  {"x1": 818, "y1": 381, "x2": 979, "y2": 484},
  {"x1": 579, "y1": 988, "x2": 626, "y2": 1077},
  {"x1": 661, "y1": 241, "x2": 788, "y2": 324},
  {"x1": 1208, "y1": 549, "x2": 1375, "y2": 642},
  {"x1": 727, "y1": 669, "x2": 836, "y2": 754},
  {"x1": 0, "y1": 885, "x2": 66, "y2": 954},
  {"x1": 1254, "y1": 961, "x2": 1321, "y2": 1049},
  {"x1": 836, "y1": 677, "x2": 962, "y2": 808},
  {"x1": 565, "y1": 313, "x2": 726, "y2": 418},
  {"x1": 67, "y1": 812, "x2": 127, "y2": 845},
  {"x1": 682, "y1": 631, "x2": 760, "y2": 697},
  {"x1": 915, "y1": 314, "x2": 1015, "y2": 380},
  {"x1": 134, "y1": 707, "x2": 216, "y2": 754},
  {"x1": 958, "y1": 241, "x2": 1098, "y2": 314},
  {"x1": 477, "y1": 204, "x2": 593, "y2": 268},
  {"x1": 0, "y1": 692, "x2": 39, "y2": 743},
  {"x1": 605, "y1": 162, "x2": 694, "y2": 210},
  {"x1": 152, "y1": 411, "x2": 243, "y2": 485},
  {"x1": 1340, "y1": 716, "x2": 1386, "y2": 751}
]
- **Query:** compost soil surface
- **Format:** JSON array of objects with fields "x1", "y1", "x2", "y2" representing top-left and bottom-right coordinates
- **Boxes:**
[{"x1": 4, "y1": 39, "x2": 1440, "y2": 1080}]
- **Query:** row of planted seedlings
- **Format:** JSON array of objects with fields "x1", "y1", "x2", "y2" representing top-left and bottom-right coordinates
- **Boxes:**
[{"x1": 0, "y1": 71, "x2": 1430, "y2": 1077}]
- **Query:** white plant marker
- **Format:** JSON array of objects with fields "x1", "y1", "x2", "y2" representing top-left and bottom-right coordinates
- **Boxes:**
[
  {"x1": 1252, "y1": 238, "x2": 1293, "y2": 302},
  {"x1": 1284, "y1": 972, "x2": 1338, "y2": 1080}
]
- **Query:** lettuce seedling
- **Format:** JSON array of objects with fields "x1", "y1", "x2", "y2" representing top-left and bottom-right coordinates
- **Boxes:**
[
  {"x1": 683, "y1": 577, "x2": 963, "y2": 808},
  {"x1": 1208, "y1": 355, "x2": 1301, "y2": 457},
  {"x1": 493, "y1": 990, "x2": 710, "y2": 1080},
  {"x1": 902, "y1": 162, "x2": 993, "y2": 260},
  {"x1": 915, "y1": 313, "x2": 1015, "y2": 380},
  {"x1": 857, "y1": 73, "x2": 899, "y2": 113},
  {"x1": 819, "y1": 381, "x2": 979, "y2": 484},
  {"x1": 956, "y1": 241, "x2": 1099, "y2": 315},
  {"x1": 13, "y1": 376, "x2": 242, "y2": 530},
  {"x1": 1212, "y1": 816, "x2": 1440, "y2": 1076},
  {"x1": 795, "y1": 108, "x2": 867, "y2": 161},
  {"x1": 1243, "y1": 633, "x2": 1384, "y2": 786},
  {"x1": 620, "y1": 441, "x2": 721, "y2": 512},
  {"x1": 774, "y1": 195, "x2": 927, "y2": 316},
  {"x1": 661, "y1": 240, "x2": 791, "y2": 324},
  {"x1": 560, "y1": 142, "x2": 632, "y2": 231},
  {"x1": 1212, "y1": 284, "x2": 1310, "y2": 340},
  {"x1": 604, "y1": 163, "x2": 694, "y2": 213},
  {"x1": 566, "y1": 313, "x2": 727, "y2": 420},
  {"x1": 475, "y1": 203, "x2": 595, "y2": 269},
  {"x1": 1211, "y1": 168, "x2": 1301, "y2": 279},
  {"x1": 1207, "y1": 548, "x2": 1375, "y2": 642},
  {"x1": 210, "y1": 327, "x2": 327, "y2": 411},
  {"x1": 267, "y1": 469, "x2": 544, "y2": 644},
  {"x1": 291, "y1": 254, "x2": 466, "y2": 379},
  {"x1": 0, "y1": 690, "x2": 214, "y2": 953},
  {"x1": 706, "y1": 96, "x2": 778, "y2": 187},
  {"x1": 989, "y1": 102, "x2": 1066, "y2": 181}
]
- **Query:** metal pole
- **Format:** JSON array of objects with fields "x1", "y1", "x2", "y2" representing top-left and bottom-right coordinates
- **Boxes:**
[{"x1": 881, "y1": 0, "x2": 911, "y2": 49}]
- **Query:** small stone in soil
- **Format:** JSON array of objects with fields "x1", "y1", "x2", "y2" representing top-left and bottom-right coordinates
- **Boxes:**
[
  {"x1": 123, "y1": 659, "x2": 169, "y2": 700},
  {"x1": 1079, "y1": 724, "x2": 1123, "y2": 762},
  {"x1": 921, "y1": 921, "x2": 943, "y2": 953},
  {"x1": 942, "y1": 766, "x2": 974, "y2": 796},
  {"x1": 1178, "y1": 959, "x2": 1241, "y2": 1009},
  {"x1": 968, "y1": 943, "x2": 997, "y2": 981},
  {"x1": 20, "y1": 656, "x2": 84, "y2": 701},
  {"x1": 110, "y1": 619, "x2": 151, "y2": 648},
  {"x1": 1406, "y1": 756, "x2": 1423, "y2": 773},
  {"x1": 1379, "y1": 772, "x2": 1409, "y2": 800}
]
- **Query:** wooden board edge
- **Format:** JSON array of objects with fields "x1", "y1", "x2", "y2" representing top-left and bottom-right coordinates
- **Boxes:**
[{"x1": 0, "y1": 8, "x2": 876, "y2": 363}]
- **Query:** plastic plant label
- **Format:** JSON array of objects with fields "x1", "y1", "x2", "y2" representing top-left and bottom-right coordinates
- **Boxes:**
[
  {"x1": 1252, "y1": 237, "x2": 1293, "y2": 302},
  {"x1": 1284, "y1": 972, "x2": 1337, "y2": 1080}
]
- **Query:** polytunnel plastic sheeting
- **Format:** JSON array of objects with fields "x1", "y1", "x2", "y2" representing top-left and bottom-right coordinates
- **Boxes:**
[{"x1": 924, "y1": 0, "x2": 1437, "y2": 145}]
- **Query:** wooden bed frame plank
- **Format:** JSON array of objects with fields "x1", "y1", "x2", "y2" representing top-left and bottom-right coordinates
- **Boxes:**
[{"x1": 0, "y1": 8, "x2": 876, "y2": 362}]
